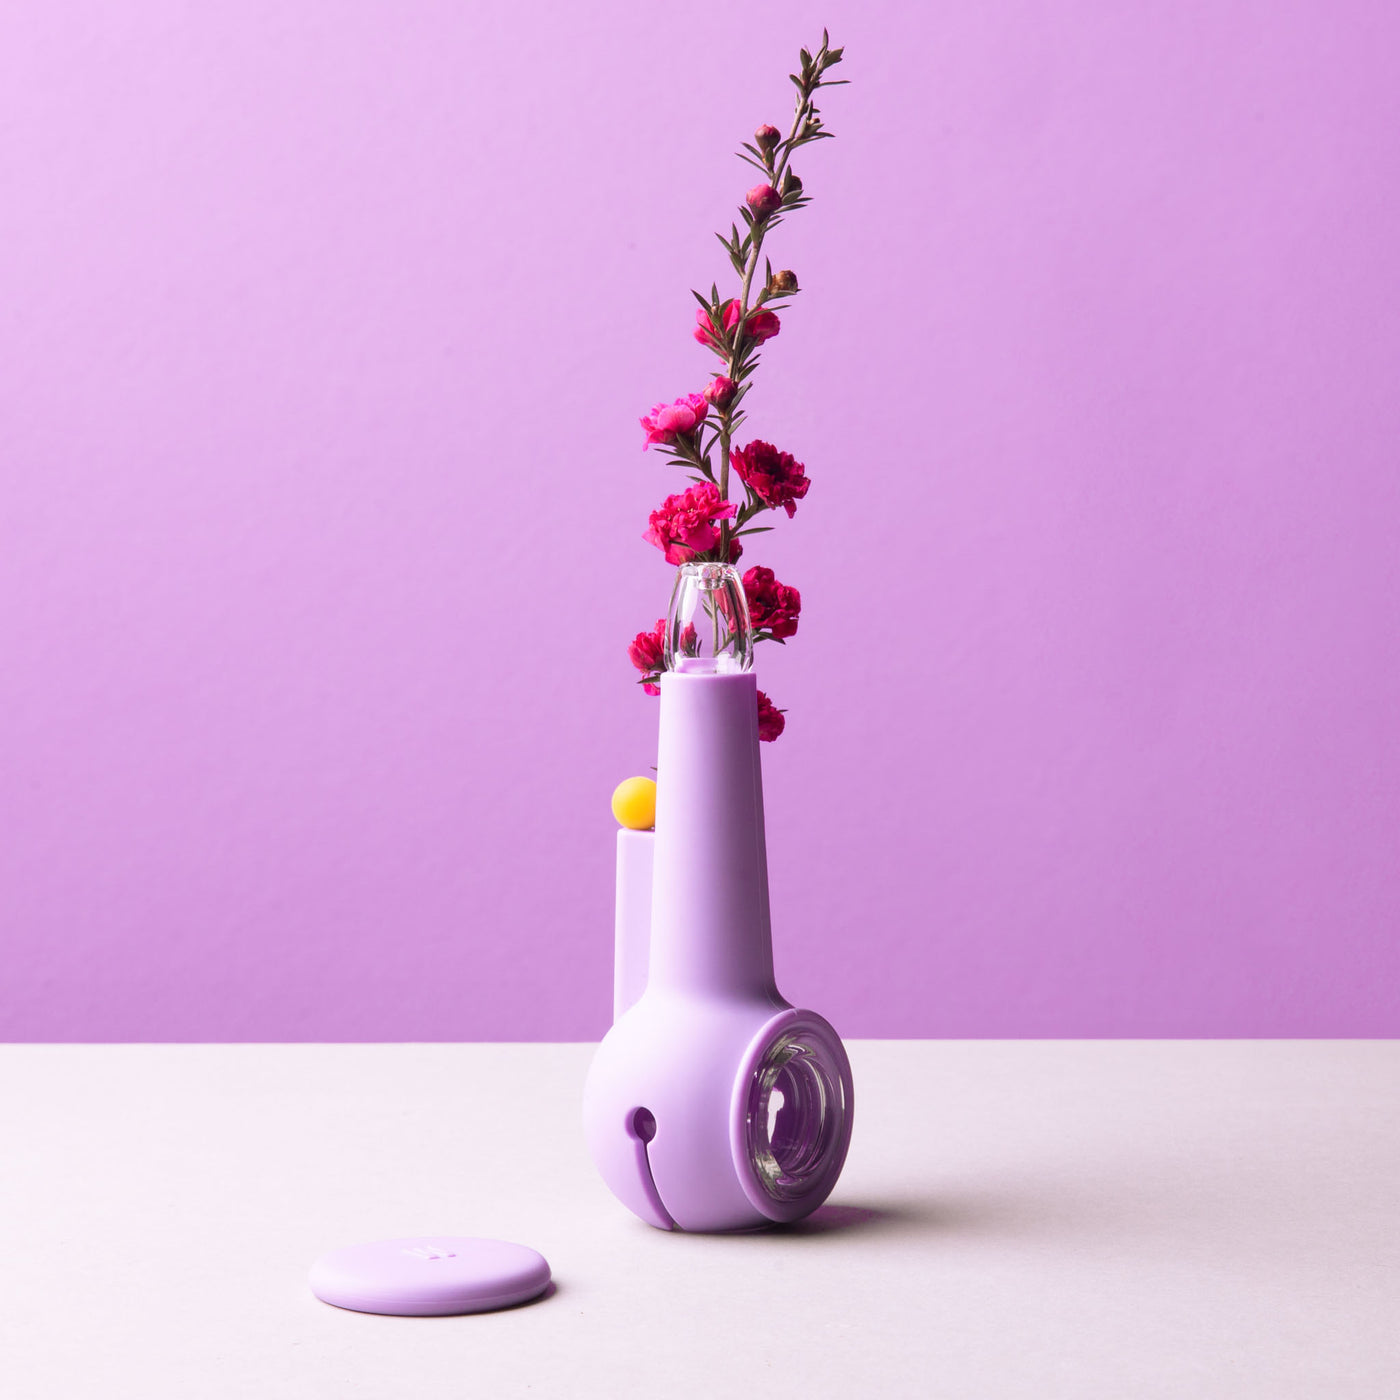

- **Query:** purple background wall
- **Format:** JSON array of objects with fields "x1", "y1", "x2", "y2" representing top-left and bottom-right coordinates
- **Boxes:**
[{"x1": 3, "y1": 2, "x2": 1397, "y2": 1041}]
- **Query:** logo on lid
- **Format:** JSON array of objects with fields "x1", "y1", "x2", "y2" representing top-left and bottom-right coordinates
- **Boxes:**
[{"x1": 401, "y1": 1245, "x2": 457, "y2": 1261}]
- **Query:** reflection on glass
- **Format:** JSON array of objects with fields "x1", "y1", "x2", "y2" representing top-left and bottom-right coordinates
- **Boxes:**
[{"x1": 743, "y1": 1031, "x2": 847, "y2": 1201}]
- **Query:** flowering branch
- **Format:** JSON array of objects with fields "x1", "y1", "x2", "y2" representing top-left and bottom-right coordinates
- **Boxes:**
[
  {"x1": 715, "y1": 37, "x2": 844, "y2": 551},
  {"x1": 630, "y1": 31, "x2": 847, "y2": 740}
]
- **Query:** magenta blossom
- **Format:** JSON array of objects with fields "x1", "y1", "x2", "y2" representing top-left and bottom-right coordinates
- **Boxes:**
[
  {"x1": 731, "y1": 439, "x2": 809, "y2": 517},
  {"x1": 694, "y1": 299, "x2": 742, "y2": 351},
  {"x1": 643, "y1": 482, "x2": 738, "y2": 565},
  {"x1": 640, "y1": 393, "x2": 708, "y2": 449},
  {"x1": 756, "y1": 690, "x2": 785, "y2": 742},
  {"x1": 742, "y1": 308, "x2": 780, "y2": 344},
  {"x1": 743, "y1": 566, "x2": 801, "y2": 640},
  {"x1": 693, "y1": 301, "x2": 779, "y2": 355},
  {"x1": 628, "y1": 619, "x2": 666, "y2": 694}
]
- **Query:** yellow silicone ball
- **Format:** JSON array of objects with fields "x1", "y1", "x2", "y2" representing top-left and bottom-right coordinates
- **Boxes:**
[{"x1": 611, "y1": 776, "x2": 657, "y2": 831}]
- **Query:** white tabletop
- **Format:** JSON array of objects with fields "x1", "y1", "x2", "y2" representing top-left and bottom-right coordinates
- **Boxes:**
[{"x1": 1, "y1": 1041, "x2": 1396, "y2": 1398}]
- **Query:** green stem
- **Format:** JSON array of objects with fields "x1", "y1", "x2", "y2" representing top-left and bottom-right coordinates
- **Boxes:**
[
  {"x1": 731, "y1": 94, "x2": 810, "y2": 354},
  {"x1": 717, "y1": 84, "x2": 819, "y2": 560},
  {"x1": 714, "y1": 44, "x2": 834, "y2": 560},
  {"x1": 718, "y1": 410, "x2": 733, "y2": 556}
]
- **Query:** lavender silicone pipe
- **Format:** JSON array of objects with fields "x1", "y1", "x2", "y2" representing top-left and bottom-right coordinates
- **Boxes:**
[{"x1": 584, "y1": 670, "x2": 854, "y2": 1232}]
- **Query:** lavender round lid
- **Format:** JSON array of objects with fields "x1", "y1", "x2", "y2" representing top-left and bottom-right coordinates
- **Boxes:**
[{"x1": 309, "y1": 1236, "x2": 551, "y2": 1316}]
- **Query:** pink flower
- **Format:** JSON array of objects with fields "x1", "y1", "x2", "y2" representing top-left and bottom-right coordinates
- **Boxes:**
[
  {"x1": 643, "y1": 482, "x2": 738, "y2": 565},
  {"x1": 628, "y1": 619, "x2": 666, "y2": 694},
  {"x1": 742, "y1": 566, "x2": 801, "y2": 640},
  {"x1": 746, "y1": 184, "x2": 783, "y2": 218},
  {"x1": 754, "y1": 123, "x2": 781, "y2": 152},
  {"x1": 704, "y1": 375, "x2": 737, "y2": 409},
  {"x1": 743, "y1": 309, "x2": 781, "y2": 344},
  {"x1": 730, "y1": 440, "x2": 810, "y2": 518},
  {"x1": 694, "y1": 302, "x2": 779, "y2": 354},
  {"x1": 693, "y1": 299, "x2": 741, "y2": 350},
  {"x1": 756, "y1": 690, "x2": 786, "y2": 742},
  {"x1": 640, "y1": 393, "x2": 708, "y2": 449}
]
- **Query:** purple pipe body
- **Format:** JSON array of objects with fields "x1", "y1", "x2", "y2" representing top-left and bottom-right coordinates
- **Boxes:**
[{"x1": 584, "y1": 671, "x2": 853, "y2": 1232}]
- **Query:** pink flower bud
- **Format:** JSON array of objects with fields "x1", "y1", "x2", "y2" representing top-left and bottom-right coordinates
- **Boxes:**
[
  {"x1": 754, "y1": 124, "x2": 781, "y2": 152},
  {"x1": 704, "y1": 376, "x2": 737, "y2": 409},
  {"x1": 745, "y1": 184, "x2": 783, "y2": 218}
]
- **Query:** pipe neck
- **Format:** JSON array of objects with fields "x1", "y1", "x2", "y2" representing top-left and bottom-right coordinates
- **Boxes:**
[{"x1": 647, "y1": 671, "x2": 778, "y2": 1001}]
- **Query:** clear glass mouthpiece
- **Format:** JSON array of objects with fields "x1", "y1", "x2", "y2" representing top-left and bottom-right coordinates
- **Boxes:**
[{"x1": 664, "y1": 562, "x2": 753, "y2": 675}]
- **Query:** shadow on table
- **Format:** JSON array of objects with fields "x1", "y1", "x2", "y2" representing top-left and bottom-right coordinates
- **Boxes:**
[
  {"x1": 779, "y1": 1200, "x2": 946, "y2": 1238},
  {"x1": 773, "y1": 1185, "x2": 1061, "y2": 1240}
]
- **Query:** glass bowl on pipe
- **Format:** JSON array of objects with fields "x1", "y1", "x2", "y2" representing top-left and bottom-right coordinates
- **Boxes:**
[{"x1": 665, "y1": 563, "x2": 753, "y2": 675}]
